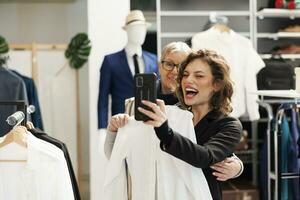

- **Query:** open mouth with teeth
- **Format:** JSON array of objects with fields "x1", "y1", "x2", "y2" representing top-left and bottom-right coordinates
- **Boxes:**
[{"x1": 185, "y1": 87, "x2": 198, "y2": 98}]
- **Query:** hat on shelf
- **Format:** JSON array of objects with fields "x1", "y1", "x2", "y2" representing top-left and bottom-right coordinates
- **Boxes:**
[{"x1": 123, "y1": 10, "x2": 151, "y2": 29}]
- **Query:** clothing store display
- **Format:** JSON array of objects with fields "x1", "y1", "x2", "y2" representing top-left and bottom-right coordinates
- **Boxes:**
[
  {"x1": 0, "y1": 67, "x2": 29, "y2": 136},
  {"x1": 103, "y1": 106, "x2": 212, "y2": 200},
  {"x1": 29, "y1": 128, "x2": 80, "y2": 200},
  {"x1": 192, "y1": 27, "x2": 265, "y2": 121},
  {"x1": 11, "y1": 70, "x2": 44, "y2": 130},
  {"x1": 260, "y1": 104, "x2": 300, "y2": 200},
  {"x1": 97, "y1": 49, "x2": 158, "y2": 129},
  {"x1": 0, "y1": 133, "x2": 74, "y2": 200}
]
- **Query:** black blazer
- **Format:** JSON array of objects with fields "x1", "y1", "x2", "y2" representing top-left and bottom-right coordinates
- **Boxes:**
[{"x1": 160, "y1": 110, "x2": 242, "y2": 200}]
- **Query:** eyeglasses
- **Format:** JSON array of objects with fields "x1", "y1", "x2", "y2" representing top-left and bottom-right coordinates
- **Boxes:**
[{"x1": 161, "y1": 60, "x2": 180, "y2": 71}]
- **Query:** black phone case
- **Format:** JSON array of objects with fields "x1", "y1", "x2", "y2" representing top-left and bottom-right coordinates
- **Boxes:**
[{"x1": 134, "y1": 73, "x2": 157, "y2": 121}]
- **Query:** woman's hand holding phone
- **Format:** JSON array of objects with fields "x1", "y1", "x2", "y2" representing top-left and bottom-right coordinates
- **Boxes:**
[{"x1": 138, "y1": 99, "x2": 167, "y2": 127}]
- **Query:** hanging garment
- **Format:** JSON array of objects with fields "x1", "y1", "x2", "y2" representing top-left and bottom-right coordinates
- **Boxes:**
[
  {"x1": 0, "y1": 133, "x2": 74, "y2": 200},
  {"x1": 289, "y1": 109, "x2": 300, "y2": 200},
  {"x1": 259, "y1": 122, "x2": 270, "y2": 200},
  {"x1": 281, "y1": 115, "x2": 291, "y2": 200},
  {"x1": 11, "y1": 70, "x2": 44, "y2": 130},
  {"x1": 103, "y1": 106, "x2": 212, "y2": 200},
  {"x1": 97, "y1": 49, "x2": 158, "y2": 129},
  {"x1": 0, "y1": 67, "x2": 29, "y2": 136},
  {"x1": 192, "y1": 27, "x2": 265, "y2": 120},
  {"x1": 29, "y1": 128, "x2": 80, "y2": 200}
]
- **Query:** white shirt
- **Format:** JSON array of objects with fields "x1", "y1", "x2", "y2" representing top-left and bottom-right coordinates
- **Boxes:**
[
  {"x1": 0, "y1": 133, "x2": 74, "y2": 200},
  {"x1": 192, "y1": 27, "x2": 265, "y2": 121},
  {"x1": 103, "y1": 106, "x2": 212, "y2": 200},
  {"x1": 125, "y1": 46, "x2": 145, "y2": 76}
]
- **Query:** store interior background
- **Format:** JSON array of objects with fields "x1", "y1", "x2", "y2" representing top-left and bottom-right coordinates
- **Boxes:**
[
  {"x1": 0, "y1": 0, "x2": 136, "y2": 199},
  {"x1": 0, "y1": 0, "x2": 299, "y2": 199}
]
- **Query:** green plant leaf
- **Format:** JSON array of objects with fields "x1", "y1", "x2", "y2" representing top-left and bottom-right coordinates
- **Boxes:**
[
  {"x1": 65, "y1": 33, "x2": 91, "y2": 69},
  {"x1": 0, "y1": 35, "x2": 9, "y2": 54}
]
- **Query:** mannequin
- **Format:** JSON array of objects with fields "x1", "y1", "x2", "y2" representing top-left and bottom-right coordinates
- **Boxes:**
[{"x1": 97, "y1": 10, "x2": 159, "y2": 130}]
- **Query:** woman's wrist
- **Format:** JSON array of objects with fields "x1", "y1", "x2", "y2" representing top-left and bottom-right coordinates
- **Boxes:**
[{"x1": 154, "y1": 120, "x2": 174, "y2": 146}]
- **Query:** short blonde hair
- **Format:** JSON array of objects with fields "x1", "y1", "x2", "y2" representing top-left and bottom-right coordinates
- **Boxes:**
[{"x1": 160, "y1": 42, "x2": 191, "y2": 62}]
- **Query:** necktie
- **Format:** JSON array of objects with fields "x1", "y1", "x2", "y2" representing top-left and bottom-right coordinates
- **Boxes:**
[{"x1": 133, "y1": 54, "x2": 140, "y2": 74}]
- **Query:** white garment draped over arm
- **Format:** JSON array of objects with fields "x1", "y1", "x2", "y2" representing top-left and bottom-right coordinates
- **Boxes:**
[{"x1": 103, "y1": 106, "x2": 212, "y2": 200}]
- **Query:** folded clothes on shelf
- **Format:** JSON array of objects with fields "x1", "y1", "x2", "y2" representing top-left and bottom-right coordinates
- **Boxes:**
[
  {"x1": 279, "y1": 25, "x2": 300, "y2": 32},
  {"x1": 272, "y1": 44, "x2": 300, "y2": 54}
]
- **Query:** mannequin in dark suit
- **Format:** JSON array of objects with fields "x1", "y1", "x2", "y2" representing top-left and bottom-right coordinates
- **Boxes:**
[{"x1": 97, "y1": 10, "x2": 159, "y2": 129}]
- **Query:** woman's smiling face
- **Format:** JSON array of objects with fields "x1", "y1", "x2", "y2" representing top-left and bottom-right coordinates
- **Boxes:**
[{"x1": 181, "y1": 59, "x2": 216, "y2": 107}]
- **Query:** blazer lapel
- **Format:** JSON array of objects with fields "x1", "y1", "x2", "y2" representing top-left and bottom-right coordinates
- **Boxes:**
[
  {"x1": 142, "y1": 51, "x2": 152, "y2": 73},
  {"x1": 119, "y1": 49, "x2": 134, "y2": 80}
]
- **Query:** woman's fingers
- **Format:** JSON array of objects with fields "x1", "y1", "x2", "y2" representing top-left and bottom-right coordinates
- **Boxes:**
[
  {"x1": 138, "y1": 107, "x2": 160, "y2": 121},
  {"x1": 141, "y1": 100, "x2": 161, "y2": 113},
  {"x1": 156, "y1": 99, "x2": 166, "y2": 113},
  {"x1": 108, "y1": 114, "x2": 130, "y2": 132}
]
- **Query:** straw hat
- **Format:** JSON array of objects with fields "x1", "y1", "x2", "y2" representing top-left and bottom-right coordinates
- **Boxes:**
[{"x1": 123, "y1": 10, "x2": 151, "y2": 29}]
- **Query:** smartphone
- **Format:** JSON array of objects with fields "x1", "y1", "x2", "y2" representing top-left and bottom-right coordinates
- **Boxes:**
[{"x1": 134, "y1": 73, "x2": 157, "y2": 121}]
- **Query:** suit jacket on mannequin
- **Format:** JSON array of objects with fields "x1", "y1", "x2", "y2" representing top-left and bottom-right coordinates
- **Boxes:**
[{"x1": 97, "y1": 49, "x2": 158, "y2": 129}]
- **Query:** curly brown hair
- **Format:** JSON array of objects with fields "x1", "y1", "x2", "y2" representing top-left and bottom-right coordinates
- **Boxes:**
[{"x1": 175, "y1": 49, "x2": 234, "y2": 114}]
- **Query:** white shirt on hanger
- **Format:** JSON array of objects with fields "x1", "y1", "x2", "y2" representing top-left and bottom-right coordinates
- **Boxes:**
[
  {"x1": 192, "y1": 27, "x2": 265, "y2": 121},
  {"x1": 0, "y1": 133, "x2": 74, "y2": 200},
  {"x1": 103, "y1": 105, "x2": 212, "y2": 200}
]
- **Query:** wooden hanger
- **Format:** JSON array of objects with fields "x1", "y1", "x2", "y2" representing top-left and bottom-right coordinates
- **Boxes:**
[
  {"x1": 26, "y1": 121, "x2": 35, "y2": 130},
  {"x1": 212, "y1": 24, "x2": 231, "y2": 33},
  {"x1": 0, "y1": 126, "x2": 28, "y2": 163}
]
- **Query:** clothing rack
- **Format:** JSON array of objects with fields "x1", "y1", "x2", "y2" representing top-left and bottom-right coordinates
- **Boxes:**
[
  {"x1": 254, "y1": 90, "x2": 300, "y2": 200},
  {"x1": 0, "y1": 101, "x2": 27, "y2": 127},
  {"x1": 9, "y1": 43, "x2": 82, "y2": 188}
]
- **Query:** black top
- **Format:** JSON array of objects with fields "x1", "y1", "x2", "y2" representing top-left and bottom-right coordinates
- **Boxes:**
[
  {"x1": 156, "y1": 81, "x2": 179, "y2": 106},
  {"x1": 29, "y1": 128, "x2": 81, "y2": 200},
  {"x1": 155, "y1": 110, "x2": 242, "y2": 200}
]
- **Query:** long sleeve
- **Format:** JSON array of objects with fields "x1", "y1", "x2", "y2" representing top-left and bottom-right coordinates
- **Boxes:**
[
  {"x1": 156, "y1": 116, "x2": 242, "y2": 168},
  {"x1": 98, "y1": 57, "x2": 112, "y2": 129}
]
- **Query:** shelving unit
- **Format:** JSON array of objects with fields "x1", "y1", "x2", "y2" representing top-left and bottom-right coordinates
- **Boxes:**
[
  {"x1": 155, "y1": 0, "x2": 300, "y2": 192},
  {"x1": 156, "y1": 0, "x2": 253, "y2": 58},
  {"x1": 253, "y1": 1, "x2": 300, "y2": 54}
]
